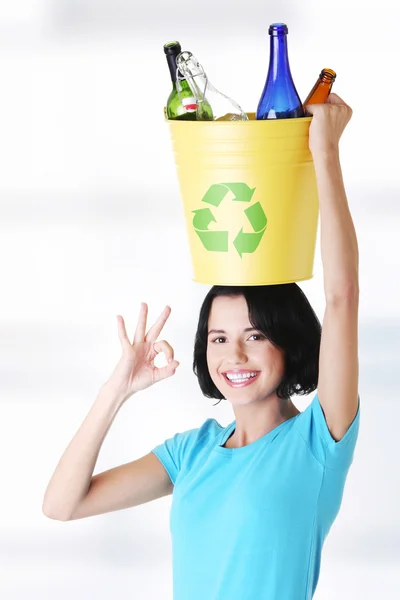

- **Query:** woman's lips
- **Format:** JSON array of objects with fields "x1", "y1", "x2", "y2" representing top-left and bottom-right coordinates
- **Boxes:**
[{"x1": 222, "y1": 372, "x2": 261, "y2": 388}]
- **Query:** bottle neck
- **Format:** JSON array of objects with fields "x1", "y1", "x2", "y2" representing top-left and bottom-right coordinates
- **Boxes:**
[
  {"x1": 183, "y1": 72, "x2": 207, "y2": 101},
  {"x1": 320, "y1": 76, "x2": 334, "y2": 85},
  {"x1": 269, "y1": 34, "x2": 291, "y2": 79},
  {"x1": 175, "y1": 57, "x2": 208, "y2": 102},
  {"x1": 166, "y1": 53, "x2": 181, "y2": 84},
  {"x1": 319, "y1": 69, "x2": 336, "y2": 85}
]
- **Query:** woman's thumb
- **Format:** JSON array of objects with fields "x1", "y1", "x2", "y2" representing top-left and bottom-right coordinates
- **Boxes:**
[{"x1": 304, "y1": 103, "x2": 316, "y2": 115}]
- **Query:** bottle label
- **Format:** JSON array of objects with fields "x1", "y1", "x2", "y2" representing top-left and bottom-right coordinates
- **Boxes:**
[{"x1": 181, "y1": 97, "x2": 198, "y2": 112}]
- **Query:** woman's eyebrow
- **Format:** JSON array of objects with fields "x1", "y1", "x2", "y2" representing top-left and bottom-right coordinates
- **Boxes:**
[{"x1": 207, "y1": 327, "x2": 257, "y2": 336}]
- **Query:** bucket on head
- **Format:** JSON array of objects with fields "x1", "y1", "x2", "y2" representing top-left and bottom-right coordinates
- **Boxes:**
[{"x1": 167, "y1": 112, "x2": 319, "y2": 286}]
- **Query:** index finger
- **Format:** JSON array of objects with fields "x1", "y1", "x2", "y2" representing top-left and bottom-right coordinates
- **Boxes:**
[{"x1": 145, "y1": 305, "x2": 171, "y2": 342}]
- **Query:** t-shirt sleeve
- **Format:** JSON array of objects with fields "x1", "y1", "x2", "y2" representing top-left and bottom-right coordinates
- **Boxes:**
[
  {"x1": 151, "y1": 426, "x2": 201, "y2": 485},
  {"x1": 295, "y1": 391, "x2": 360, "y2": 471}
]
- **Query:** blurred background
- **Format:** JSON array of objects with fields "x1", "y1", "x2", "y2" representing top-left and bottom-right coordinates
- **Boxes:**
[{"x1": 1, "y1": 1, "x2": 399, "y2": 598}]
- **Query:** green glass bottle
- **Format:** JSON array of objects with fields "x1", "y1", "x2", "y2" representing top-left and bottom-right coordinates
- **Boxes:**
[{"x1": 163, "y1": 41, "x2": 213, "y2": 121}]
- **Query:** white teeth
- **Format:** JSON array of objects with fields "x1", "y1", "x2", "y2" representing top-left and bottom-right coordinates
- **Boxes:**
[{"x1": 225, "y1": 372, "x2": 258, "y2": 381}]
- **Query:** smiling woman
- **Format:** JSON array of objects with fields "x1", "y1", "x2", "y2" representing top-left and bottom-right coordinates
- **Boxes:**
[{"x1": 193, "y1": 283, "x2": 322, "y2": 405}]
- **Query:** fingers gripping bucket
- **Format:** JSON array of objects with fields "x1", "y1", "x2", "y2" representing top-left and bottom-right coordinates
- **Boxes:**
[{"x1": 167, "y1": 113, "x2": 319, "y2": 285}]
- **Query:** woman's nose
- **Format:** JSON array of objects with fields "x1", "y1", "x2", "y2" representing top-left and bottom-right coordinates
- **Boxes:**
[{"x1": 226, "y1": 345, "x2": 248, "y2": 364}]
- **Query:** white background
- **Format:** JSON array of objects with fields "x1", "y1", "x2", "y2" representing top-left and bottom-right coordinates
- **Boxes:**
[{"x1": 1, "y1": 1, "x2": 399, "y2": 598}]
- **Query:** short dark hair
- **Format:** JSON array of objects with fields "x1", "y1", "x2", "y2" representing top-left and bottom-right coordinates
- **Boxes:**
[{"x1": 193, "y1": 284, "x2": 321, "y2": 403}]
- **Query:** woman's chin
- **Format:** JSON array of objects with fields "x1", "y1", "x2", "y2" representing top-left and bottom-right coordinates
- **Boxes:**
[{"x1": 225, "y1": 393, "x2": 261, "y2": 406}]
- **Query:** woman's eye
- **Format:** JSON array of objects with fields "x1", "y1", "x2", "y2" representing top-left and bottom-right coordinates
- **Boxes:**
[
  {"x1": 250, "y1": 334, "x2": 263, "y2": 341},
  {"x1": 212, "y1": 334, "x2": 264, "y2": 343}
]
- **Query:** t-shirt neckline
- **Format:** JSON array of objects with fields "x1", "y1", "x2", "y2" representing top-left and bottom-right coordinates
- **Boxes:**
[{"x1": 214, "y1": 413, "x2": 301, "y2": 457}]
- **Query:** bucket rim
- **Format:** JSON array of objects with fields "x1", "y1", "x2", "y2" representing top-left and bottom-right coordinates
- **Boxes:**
[{"x1": 164, "y1": 111, "x2": 313, "y2": 125}]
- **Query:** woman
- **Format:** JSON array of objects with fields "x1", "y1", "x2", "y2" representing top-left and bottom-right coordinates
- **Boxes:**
[{"x1": 43, "y1": 93, "x2": 360, "y2": 599}]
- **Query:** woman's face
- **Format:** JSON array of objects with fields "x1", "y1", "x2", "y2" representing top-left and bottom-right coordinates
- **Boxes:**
[{"x1": 206, "y1": 295, "x2": 285, "y2": 405}]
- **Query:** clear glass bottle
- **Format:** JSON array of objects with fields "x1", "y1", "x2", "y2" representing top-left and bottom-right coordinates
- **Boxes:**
[
  {"x1": 256, "y1": 23, "x2": 304, "y2": 120},
  {"x1": 176, "y1": 51, "x2": 248, "y2": 121}
]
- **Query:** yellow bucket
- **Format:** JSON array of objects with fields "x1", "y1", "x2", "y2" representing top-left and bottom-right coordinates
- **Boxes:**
[{"x1": 167, "y1": 112, "x2": 319, "y2": 286}]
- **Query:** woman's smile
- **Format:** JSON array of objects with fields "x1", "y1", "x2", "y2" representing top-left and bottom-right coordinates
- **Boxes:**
[{"x1": 222, "y1": 370, "x2": 261, "y2": 388}]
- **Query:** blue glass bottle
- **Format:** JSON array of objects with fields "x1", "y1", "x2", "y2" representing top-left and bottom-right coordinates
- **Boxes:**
[{"x1": 256, "y1": 23, "x2": 305, "y2": 120}]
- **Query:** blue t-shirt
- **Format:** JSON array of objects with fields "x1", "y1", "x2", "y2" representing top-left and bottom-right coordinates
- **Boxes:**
[{"x1": 151, "y1": 392, "x2": 360, "y2": 600}]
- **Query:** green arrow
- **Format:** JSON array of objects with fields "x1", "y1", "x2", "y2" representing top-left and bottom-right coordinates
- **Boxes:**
[
  {"x1": 200, "y1": 182, "x2": 255, "y2": 207},
  {"x1": 200, "y1": 184, "x2": 229, "y2": 207},
  {"x1": 192, "y1": 208, "x2": 216, "y2": 230},
  {"x1": 233, "y1": 229, "x2": 265, "y2": 257},
  {"x1": 195, "y1": 230, "x2": 229, "y2": 252},
  {"x1": 222, "y1": 183, "x2": 255, "y2": 203},
  {"x1": 192, "y1": 207, "x2": 228, "y2": 251},
  {"x1": 233, "y1": 202, "x2": 267, "y2": 258},
  {"x1": 244, "y1": 202, "x2": 267, "y2": 231}
]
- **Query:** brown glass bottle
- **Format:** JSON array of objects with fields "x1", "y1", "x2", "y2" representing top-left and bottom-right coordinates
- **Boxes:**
[{"x1": 303, "y1": 69, "x2": 336, "y2": 115}]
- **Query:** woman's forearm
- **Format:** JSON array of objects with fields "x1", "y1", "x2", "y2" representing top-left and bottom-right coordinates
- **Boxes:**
[
  {"x1": 42, "y1": 384, "x2": 126, "y2": 521},
  {"x1": 313, "y1": 150, "x2": 359, "y2": 302}
]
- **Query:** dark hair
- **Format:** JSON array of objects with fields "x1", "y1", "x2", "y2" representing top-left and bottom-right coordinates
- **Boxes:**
[{"x1": 193, "y1": 284, "x2": 321, "y2": 403}]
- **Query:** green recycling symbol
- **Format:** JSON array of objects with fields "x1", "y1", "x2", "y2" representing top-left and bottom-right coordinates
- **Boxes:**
[{"x1": 192, "y1": 183, "x2": 267, "y2": 258}]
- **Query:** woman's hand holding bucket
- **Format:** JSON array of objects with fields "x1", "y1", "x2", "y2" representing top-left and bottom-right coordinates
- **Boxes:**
[{"x1": 305, "y1": 93, "x2": 353, "y2": 157}]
